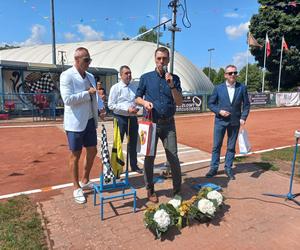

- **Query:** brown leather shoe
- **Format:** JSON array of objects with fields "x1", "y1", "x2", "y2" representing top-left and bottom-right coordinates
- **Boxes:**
[{"x1": 147, "y1": 190, "x2": 159, "y2": 203}]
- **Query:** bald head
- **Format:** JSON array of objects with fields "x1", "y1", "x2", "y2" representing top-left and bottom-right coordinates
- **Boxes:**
[{"x1": 74, "y1": 47, "x2": 91, "y2": 75}]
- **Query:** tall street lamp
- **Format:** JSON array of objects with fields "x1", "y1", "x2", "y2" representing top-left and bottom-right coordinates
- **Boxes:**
[{"x1": 208, "y1": 48, "x2": 215, "y2": 81}]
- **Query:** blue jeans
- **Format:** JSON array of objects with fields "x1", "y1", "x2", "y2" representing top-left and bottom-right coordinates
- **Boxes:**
[
  {"x1": 144, "y1": 121, "x2": 181, "y2": 193},
  {"x1": 114, "y1": 115, "x2": 138, "y2": 170},
  {"x1": 210, "y1": 123, "x2": 240, "y2": 170}
]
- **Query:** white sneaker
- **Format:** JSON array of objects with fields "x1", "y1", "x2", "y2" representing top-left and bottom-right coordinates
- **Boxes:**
[
  {"x1": 73, "y1": 188, "x2": 86, "y2": 204},
  {"x1": 79, "y1": 181, "x2": 94, "y2": 190}
]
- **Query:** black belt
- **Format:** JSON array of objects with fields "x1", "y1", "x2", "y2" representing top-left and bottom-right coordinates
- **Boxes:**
[{"x1": 156, "y1": 116, "x2": 174, "y2": 125}]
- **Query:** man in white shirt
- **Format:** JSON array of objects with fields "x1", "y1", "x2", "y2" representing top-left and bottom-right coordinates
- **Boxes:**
[
  {"x1": 108, "y1": 65, "x2": 142, "y2": 174},
  {"x1": 60, "y1": 47, "x2": 104, "y2": 204}
]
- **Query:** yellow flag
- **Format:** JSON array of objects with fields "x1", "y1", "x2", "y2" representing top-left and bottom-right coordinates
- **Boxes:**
[{"x1": 111, "y1": 118, "x2": 124, "y2": 178}]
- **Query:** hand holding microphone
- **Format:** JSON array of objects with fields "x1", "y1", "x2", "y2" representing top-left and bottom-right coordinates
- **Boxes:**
[{"x1": 163, "y1": 65, "x2": 175, "y2": 89}]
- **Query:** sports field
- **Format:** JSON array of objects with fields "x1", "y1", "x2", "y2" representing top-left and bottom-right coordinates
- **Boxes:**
[{"x1": 1, "y1": 107, "x2": 299, "y2": 197}]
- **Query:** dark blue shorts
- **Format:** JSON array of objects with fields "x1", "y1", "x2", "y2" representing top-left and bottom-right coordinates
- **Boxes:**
[{"x1": 66, "y1": 118, "x2": 97, "y2": 152}]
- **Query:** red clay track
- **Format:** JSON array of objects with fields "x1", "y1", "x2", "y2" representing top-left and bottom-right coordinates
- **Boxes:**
[
  {"x1": 0, "y1": 126, "x2": 101, "y2": 195},
  {"x1": 176, "y1": 107, "x2": 300, "y2": 153},
  {"x1": 1, "y1": 107, "x2": 300, "y2": 196}
]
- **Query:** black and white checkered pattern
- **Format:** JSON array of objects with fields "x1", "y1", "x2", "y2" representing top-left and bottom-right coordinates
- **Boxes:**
[
  {"x1": 26, "y1": 73, "x2": 55, "y2": 93},
  {"x1": 101, "y1": 124, "x2": 115, "y2": 183}
]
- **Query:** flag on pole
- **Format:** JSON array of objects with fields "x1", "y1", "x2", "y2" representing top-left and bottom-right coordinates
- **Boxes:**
[
  {"x1": 248, "y1": 32, "x2": 262, "y2": 47},
  {"x1": 266, "y1": 34, "x2": 271, "y2": 57},
  {"x1": 111, "y1": 118, "x2": 124, "y2": 178},
  {"x1": 282, "y1": 36, "x2": 289, "y2": 51},
  {"x1": 100, "y1": 124, "x2": 115, "y2": 183}
]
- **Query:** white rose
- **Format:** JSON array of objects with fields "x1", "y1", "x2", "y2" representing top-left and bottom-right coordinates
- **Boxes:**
[
  {"x1": 153, "y1": 209, "x2": 171, "y2": 229},
  {"x1": 168, "y1": 197, "x2": 181, "y2": 209},
  {"x1": 197, "y1": 198, "x2": 216, "y2": 216},
  {"x1": 207, "y1": 190, "x2": 223, "y2": 206}
]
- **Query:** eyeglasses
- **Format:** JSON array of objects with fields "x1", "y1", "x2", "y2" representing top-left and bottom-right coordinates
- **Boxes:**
[
  {"x1": 226, "y1": 71, "x2": 238, "y2": 76},
  {"x1": 82, "y1": 57, "x2": 92, "y2": 63}
]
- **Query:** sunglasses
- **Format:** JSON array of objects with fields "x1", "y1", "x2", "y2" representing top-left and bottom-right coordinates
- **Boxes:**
[
  {"x1": 226, "y1": 71, "x2": 238, "y2": 76},
  {"x1": 82, "y1": 57, "x2": 92, "y2": 63}
]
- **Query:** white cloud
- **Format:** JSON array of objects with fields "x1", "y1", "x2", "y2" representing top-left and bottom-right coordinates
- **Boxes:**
[
  {"x1": 224, "y1": 12, "x2": 240, "y2": 18},
  {"x1": 20, "y1": 24, "x2": 46, "y2": 46},
  {"x1": 77, "y1": 24, "x2": 104, "y2": 41},
  {"x1": 232, "y1": 51, "x2": 251, "y2": 69},
  {"x1": 225, "y1": 21, "x2": 249, "y2": 39},
  {"x1": 161, "y1": 15, "x2": 170, "y2": 25},
  {"x1": 64, "y1": 32, "x2": 78, "y2": 42}
]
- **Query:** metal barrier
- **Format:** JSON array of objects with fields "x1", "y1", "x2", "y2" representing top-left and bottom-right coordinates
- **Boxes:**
[{"x1": 0, "y1": 93, "x2": 58, "y2": 121}]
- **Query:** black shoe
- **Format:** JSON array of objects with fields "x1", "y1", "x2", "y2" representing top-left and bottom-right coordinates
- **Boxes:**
[
  {"x1": 173, "y1": 189, "x2": 181, "y2": 197},
  {"x1": 225, "y1": 168, "x2": 236, "y2": 180},
  {"x1": 205, "y1": 168, "x2": 218, "y2": 178},
  {"x1": 132, "y1": 166, "x2": 143, "y2": 174}
]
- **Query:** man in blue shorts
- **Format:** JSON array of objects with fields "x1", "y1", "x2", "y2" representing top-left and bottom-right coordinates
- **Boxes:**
[{"x1": 60, "y1": 47, "x2": 103, "y2": 204}]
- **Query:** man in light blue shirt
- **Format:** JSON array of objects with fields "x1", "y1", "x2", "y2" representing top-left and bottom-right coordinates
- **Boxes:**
[{"x1": 108, "y1": 65, "x2": 142, "y2": 173}]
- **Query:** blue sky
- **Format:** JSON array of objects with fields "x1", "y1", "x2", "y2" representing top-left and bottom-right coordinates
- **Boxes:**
[{"x1": 0, "y1": 0, "x2": 260, "y2": 70}]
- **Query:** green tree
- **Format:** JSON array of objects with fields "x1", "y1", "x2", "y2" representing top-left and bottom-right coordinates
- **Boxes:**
[
  {"x1": 202, "y1": 67, "x2": 217, "y2": 82},
  {"x1": 136, "y1": 25, "x2": 159, "y2": 43},
  {"x1": 249, "y1": 0, "x2": 300, "y2": 90},
  {"x1": 238, "y1": 64, "x2": 270, "y2": 92},
  {"x1": 0, "y1": 44, "x2": 20, "y2": 50},
  {"x1": 213, "y1": 68, "x2": 225, "y2": 85}
]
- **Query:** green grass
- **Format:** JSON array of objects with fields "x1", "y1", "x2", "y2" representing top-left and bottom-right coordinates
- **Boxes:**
[
  {"x1": 0, "y1": 195, "x2": 47, "y2": 249},
  {"x1": 261, "y1": 147, "x2": 300, "y2": 163}
]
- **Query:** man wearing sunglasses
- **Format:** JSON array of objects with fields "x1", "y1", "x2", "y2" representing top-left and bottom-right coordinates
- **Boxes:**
[
  {"x1": 206, "y1": 65, "x2": 250, "y2": 180},
  {"x1": 60, "y1": 47, "x2": 104, "y2": 204}
]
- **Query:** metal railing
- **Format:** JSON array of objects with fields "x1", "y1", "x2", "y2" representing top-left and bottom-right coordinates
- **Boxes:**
[{"x1": 0, "y1": 92, "x2": 60, "y2": 121}]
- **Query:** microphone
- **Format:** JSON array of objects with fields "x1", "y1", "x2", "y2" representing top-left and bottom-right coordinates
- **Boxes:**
[
  {"x1": 162, "y1": 65, "x2": 171, "y2": 84},
  {"x1": 162, "y1": 65, "x2": 168, "y2": 74}
]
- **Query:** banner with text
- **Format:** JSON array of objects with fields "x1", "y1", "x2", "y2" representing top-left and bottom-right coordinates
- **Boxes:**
[{"x1": 176, "y1": 95, "x2": 203, "y2": 113}]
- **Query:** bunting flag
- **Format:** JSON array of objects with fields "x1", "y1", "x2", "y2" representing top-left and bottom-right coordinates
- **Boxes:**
[
  {"x1": 266, "y1": 34, "x2": 271, "y2": 57},
  {"x1": 248, "y1": 32, "x2": 262, "y2": 47},
  {"x1": 100, "y1": 124, "x2": 115, "y2": 184},
  {"x1": 282, "y1": 36, "x2": 289, "y2": 51},
  {"x1": 110, "y1": 118, "x2": 124, "y2": 178}
]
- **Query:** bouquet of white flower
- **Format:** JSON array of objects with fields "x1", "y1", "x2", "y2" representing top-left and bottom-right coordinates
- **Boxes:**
[
  {"x1": 144, "y1": 203, "x2": 178, "y2": 239},
  {"x1": 197, "y1": 198, "x2": 216, "y2": 216},
  {"x1": 153, "y1": 209, "x2": 171, "y2": 231},
  {"x1": 143, "y1": 187, "x2": 225, "y2": 239},
  {"x1": 207, "y1": 190, "x2": 223, "y2": 206}
]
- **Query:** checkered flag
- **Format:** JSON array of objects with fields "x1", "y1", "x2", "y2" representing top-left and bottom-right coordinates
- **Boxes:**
[
  {"x1": 101, "y1": 124, "x2": 115, "y2": 183},
  {"x1": 25, "y1": 73, "x2": 55, "y2": 93}
]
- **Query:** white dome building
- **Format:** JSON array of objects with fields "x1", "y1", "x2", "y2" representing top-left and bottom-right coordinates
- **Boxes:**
[{"x1": 0, "y1": 40, "x2": 213, "y2": 94}]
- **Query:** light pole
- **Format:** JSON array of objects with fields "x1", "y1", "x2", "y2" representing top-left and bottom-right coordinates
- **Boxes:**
[
  {"x1": 208, "y1": 48, "x2": 215, "y2": 81},
  {"x1": 50, "y1": 0, "x2": 56, "y2": 65},
  {"x1": 156, "y1": 0, "x2": 161, "y2": 48}
]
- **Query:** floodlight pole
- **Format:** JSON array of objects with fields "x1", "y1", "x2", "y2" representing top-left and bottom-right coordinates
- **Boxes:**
[
  {"x1": 208, "y1": 48, "x2": 215, "y2": 81},
  {"x1": 156, "y1": 0, "x2": 161, "y2": 48},
  {"x1": 50, "y1": 0, "x2": 56, "y2": 65},
  {"x1": 168, "y1": 0, "x2": 181, "y2": 74}
]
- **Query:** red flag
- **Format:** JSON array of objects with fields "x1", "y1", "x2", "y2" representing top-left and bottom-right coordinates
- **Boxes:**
[
  {"x1": 266, "y1": 34, "x2": 271, "y2": 57},
  {"x1": 282, "y1": 36, "x2": 289, "y2": 51}
]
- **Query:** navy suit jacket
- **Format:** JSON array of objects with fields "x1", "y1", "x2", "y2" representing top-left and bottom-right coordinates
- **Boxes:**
[{"x1": 208, "y1": 82, "x2": 250, "y2": 126}]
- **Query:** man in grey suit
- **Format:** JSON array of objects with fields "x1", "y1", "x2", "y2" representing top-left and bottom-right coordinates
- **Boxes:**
[{"x1": 206, "y1": 65, "x2": 250, "y2": 180}]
